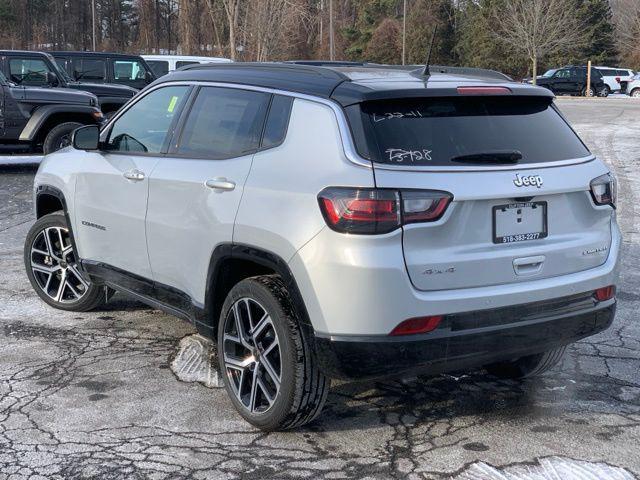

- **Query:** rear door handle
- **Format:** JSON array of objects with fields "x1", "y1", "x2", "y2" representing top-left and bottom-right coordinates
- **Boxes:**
[
  {"x1": 205, "y1": 178, "x2": 236, "y2": 191},
  {"x1": 123, "y1": 169, "x2": 145, "y2": 182}
]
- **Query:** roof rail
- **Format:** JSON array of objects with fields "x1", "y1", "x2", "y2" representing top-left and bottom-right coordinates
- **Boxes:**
[{"x1": 178, "y1": 61, "x2": 350, "y2": 81}]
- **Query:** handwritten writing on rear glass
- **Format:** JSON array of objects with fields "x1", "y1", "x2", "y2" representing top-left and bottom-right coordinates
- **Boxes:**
[
  {"x1": 386, "y1": 148, "x2": 432, "y2": 163},
  {"x1": 372, "y1": 110, "x2": 423, "y2": 122}
]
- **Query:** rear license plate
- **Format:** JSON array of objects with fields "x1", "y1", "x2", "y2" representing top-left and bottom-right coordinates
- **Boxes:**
[{"x1": 492, "y1": 202, "x2": 547, "y2": 244}]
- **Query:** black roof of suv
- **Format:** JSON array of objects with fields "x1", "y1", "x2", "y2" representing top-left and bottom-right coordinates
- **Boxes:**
[{"x1": 160, "y1": 62, "x2": 550, "y2": 107}]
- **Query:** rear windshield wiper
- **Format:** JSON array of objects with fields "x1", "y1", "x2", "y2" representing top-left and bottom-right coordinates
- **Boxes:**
[{"x1": 450, "y1": 151, "x2": 522, "y2": 164}]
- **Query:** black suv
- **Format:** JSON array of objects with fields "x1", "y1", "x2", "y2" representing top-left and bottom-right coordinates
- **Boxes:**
[
  {"x1": 529, "y1": 66, "x2": 607, "y2": 96},
  {"x1": 0, "y1": 50, "x2": 138, "y2": 115},
  {"x1": 0, "y1": 69, "x2": 102, "y2": 154},
  {"x1": 52, "y1": 51, "x2": 156, "y2": 90}
]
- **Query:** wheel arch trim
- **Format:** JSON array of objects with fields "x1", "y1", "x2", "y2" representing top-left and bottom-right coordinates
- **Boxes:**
[
  {"x1": 19, "y1": 105, "x2": 100, "y2": 141},
  {"x1": 200, "y1": 243, "x2": 315, "y2": 339}
]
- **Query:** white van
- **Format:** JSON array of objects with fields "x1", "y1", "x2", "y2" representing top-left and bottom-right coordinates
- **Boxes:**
[{"x1": 142, "y1": 55, "x2": 232, "y2": 77}]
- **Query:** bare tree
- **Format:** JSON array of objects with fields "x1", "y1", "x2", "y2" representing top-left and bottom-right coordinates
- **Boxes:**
[
  {"x1": 492, "y1": 0, "x2": 584, "y2": 84},
  {"x1": 219, "y1": 0, "x2": 241, "y2": 60},
  {"x1": 610, "y1": 0, "x2": 640, "y2": 65}
]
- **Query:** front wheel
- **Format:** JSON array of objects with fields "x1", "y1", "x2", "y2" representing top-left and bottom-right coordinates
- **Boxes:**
[
  {"x1": 631, "y1": 88, "x2": 640, "y2": 98},
  {"x1": 485, "y1": 347, "x2": 566, "y2": 379},
  {"x1": 24, "y1": 212, "x2": 106, "y2": 311},
  {"x1": 218, "y1": 275, "x2": 329, "y2": 431},
  {"x1": 42, "y1": 122, "x2": 84, "y2": 154}
]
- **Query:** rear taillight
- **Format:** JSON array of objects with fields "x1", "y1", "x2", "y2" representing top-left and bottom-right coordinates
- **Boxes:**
[
  {"x1": 594, "y1": 285, "x2": 615, "y2": 302},
  {"x1": 318, "y1": 188, "x2": 452, "y2": 234},
  {"x1": 390, "y1": 315, "x2": 443, "y2": 336},
  {"x1": 590, "y1": 173, "x2": 617, "y2": 208}
]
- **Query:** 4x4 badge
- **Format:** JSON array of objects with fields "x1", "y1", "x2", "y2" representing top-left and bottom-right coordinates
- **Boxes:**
[{"x1": 514, "y1": 173, "x2": 543, "y2": 188}]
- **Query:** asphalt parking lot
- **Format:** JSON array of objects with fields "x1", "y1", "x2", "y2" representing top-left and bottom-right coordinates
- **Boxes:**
[{"x1": 1, "y1": 98, "x2": 639, "y2": 479}]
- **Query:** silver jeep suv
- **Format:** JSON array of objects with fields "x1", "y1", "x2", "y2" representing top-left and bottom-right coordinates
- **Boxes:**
[{"x1": 25, "y1": 63, "x2": 620, "y2": 431}]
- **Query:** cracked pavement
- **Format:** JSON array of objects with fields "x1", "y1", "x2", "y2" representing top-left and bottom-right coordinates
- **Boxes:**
[{"x1": 1, "y1": 98, "x2": 639, "y2": 479}]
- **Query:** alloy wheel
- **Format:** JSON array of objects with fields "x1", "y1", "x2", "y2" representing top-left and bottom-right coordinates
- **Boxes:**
[
  {"x1": 222, "y1": 298, "x2": 281, "y2": 414},
  {"x1": 29, "y1": 226, "x2": 89, "y2": 303}
]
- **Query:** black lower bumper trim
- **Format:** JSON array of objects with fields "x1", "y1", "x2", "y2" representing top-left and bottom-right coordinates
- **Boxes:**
[{"x1": 309, "y1": 301, "x2": 615, "y2": 381}]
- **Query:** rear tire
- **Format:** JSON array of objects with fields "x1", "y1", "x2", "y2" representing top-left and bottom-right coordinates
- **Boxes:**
[
  {"x1": 485, "y1": 347, "x2": 566, "y2": 379},
  {"x1": 218, "y1": 275, "x2": 329, "y2": 431},
  {"x1": 43, "y1": 122, "x2": 84, "y2": 154},
  {"x1": 631, "y1": 88, "x2": 640, "y2": 98},
  {"x1": 581, "y1": 86, "x2": 595, "y2": 97},
  {"x1": 24, "y1": 212, "x2": 106, "y2": 311}
]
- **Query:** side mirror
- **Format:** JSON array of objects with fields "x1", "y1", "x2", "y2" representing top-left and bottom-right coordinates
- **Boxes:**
[
  {"x1": 72, "y1": 125, "x2": 100, "y2": 151},
  {"x1": 46, "y1": 71, "x2": 59, "y2": 87}
]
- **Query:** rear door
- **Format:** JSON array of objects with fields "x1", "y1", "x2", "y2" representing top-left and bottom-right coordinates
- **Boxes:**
[
  {"x1": 74, "y1": 85, "x2": 190, "y2": 279},
  {"x1": 72, "y1": 57, "x2": 108, "y2": 83},
  {"x1": 145, "y1": 86, "x2": 272, "y2": 303},
  {"x1": 357, "y1": 95, "x2": 612, "y2": 291}
]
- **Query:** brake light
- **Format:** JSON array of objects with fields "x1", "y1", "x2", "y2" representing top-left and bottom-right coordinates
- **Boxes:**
[
  {"x1": 318, "y1": 188, "x2": 452, "y2": 234},
  {"x1": 590, "y1": 173, "x2": 617, "y2": 208},
  {"x1": 390, "y1": 315, "x2": 443, "y2": 336},
  {"x1": 594, "y1": 285, "x2": 615, "y2": 302},
  {"x1": 457, "y1": 86, "x2": 511, "y2": 95}
]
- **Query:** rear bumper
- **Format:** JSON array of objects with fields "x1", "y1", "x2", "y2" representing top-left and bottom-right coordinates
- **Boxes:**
[{"x1": 308, "y1": 293, "x2": 615, "y2": 381}]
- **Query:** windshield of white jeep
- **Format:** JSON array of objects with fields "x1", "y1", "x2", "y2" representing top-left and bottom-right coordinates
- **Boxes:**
[{"x1": 358, "y1": 96, "x2": 590, "y2": 166}]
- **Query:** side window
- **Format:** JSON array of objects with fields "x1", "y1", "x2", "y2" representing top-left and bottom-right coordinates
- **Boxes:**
[
  {"x1": 112, "y1": 59, "x2": 147, "y2": 81},
  {"x1": 54, "y1": 57, "x2": 68, "y2": 72},
  {"x1": 176, "y1": 87, "x2": 270, "y2": 158},
  {"x1": 262, "y1": 95, "x2": 293, "y2": 149},
  {"x1": 9, "y1": 58, "x2": 53, "y2": 85},
  {"x1": 75, "y1": 58, "x2": 107, "y2": 81},
  {"x1": 176, "y1": 60, "x2": 199, "y2": 69},
  {"x1": 555, "y1": 69, "x2": 570, "y2": 79},
  {"x1": 106, "y1": 86, "x2": 189, "y2": 154},
  {"x1": 147, "y1": 60, "x2": 169, "y2": 77}
]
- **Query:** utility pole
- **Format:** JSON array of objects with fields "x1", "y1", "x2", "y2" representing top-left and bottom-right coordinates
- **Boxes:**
[
  {"x1": 402, "y1": 0, "x2": 406, "y2": 65},
  {"x1": 91, "y1": 0, "x2": 96, "y2": 51},
  {"x1": 586, "y1": 60, "x2": 592, "y2": 97},
  {"x1": 329, "y1": 0, "x2": 334, "y2": 61}
]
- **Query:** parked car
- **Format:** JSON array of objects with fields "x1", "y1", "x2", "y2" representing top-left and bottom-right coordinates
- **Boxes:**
[
  {"x1": 142, "y1": 54, "x2": 231, "y2": 77},
  {"x1": 622, "y1": 73, "x2": 640, "y2": 97},
  {"x1": 0, "y1": 50, "x2": 137, "y2": 116},
  {"x1": 25, "y1": 63, "x2": 619, "y2": 430},
  {"x1": 527, "y1": 66, "x2": 607, "y2": 96},
  {"x1": 0, "y1": 69, "x2": 102, "y2": 154},
  {"x1": 52, "y1": 51, "x2": 156, "y2": 90},
  {"x1": 594, "y1": 66, "x2": 635, "y2": 94}
]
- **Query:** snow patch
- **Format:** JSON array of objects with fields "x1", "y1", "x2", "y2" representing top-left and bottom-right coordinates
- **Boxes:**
[
  {"x1": 452, "y1": 456, "x2": 635, "y2": 480},
  {"x1": 170, "y1": 335, "x2": 223, "y2": 388}
]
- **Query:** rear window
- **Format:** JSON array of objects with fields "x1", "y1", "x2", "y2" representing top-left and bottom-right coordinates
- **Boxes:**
[
  {"x1": 357, "y1": 97, "x2": 590, "y2": 166},
  {"x1": 147, "y1": 60, "x2": 169, "y2": 77},
  {"x1": 176, "y1": 60, "x2": 199, "y2": 69}
]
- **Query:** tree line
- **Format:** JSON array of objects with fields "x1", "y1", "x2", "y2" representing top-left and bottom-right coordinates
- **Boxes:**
[{"x1": 0, "y1": 0, "x2": 637, "y2": 79}]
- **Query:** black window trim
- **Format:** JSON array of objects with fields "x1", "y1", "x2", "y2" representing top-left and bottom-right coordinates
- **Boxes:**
[
  {"x1": 99, "y1": 83, "x2": 194, "y2": 157},
  {"x1": 165, "y1": 85, "x2": 290, "y2": 161},
  {"x1": 106, "y1": 79, "x2": 594, "y2": 172}
]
